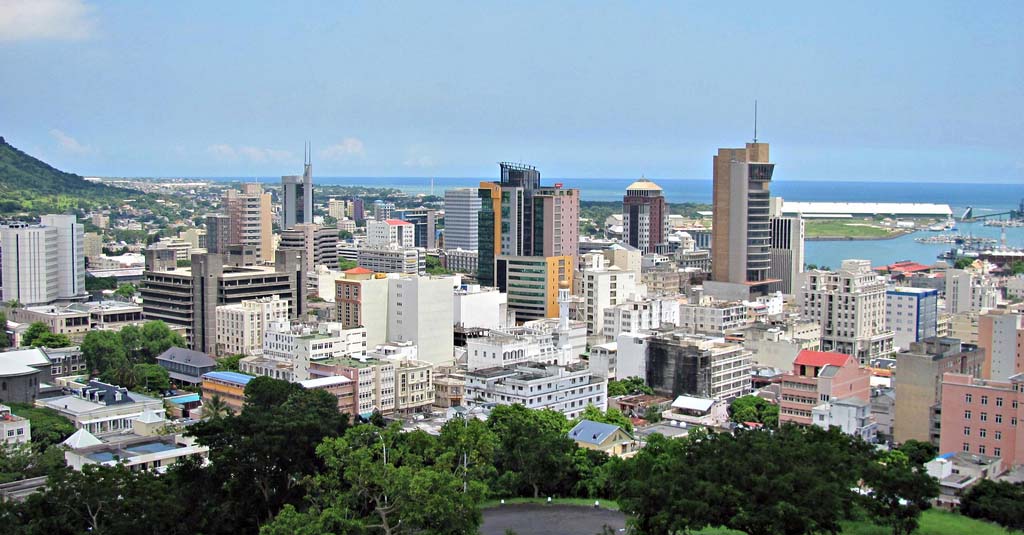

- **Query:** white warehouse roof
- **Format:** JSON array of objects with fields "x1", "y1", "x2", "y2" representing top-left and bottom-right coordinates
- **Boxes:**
[{"x1": 781, "y1": 201, "x2": 952, "y2": 217}]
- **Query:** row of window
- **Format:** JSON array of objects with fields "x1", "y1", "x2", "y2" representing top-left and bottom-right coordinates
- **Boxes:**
[
  {"x1": 963, "y1": 443, "x2": 1001, "y2": 457},
  {"x1": 963, "y1": 427, "x2": 1006, "y2": 439},
  {"x1": 964, "y1": 393, "x2": 1015, "y2": 407}
]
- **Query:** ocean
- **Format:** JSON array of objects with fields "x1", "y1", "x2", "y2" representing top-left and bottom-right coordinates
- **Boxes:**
[{"x1": 210, "y1": 176, "x2": 1024, "y2": 268}]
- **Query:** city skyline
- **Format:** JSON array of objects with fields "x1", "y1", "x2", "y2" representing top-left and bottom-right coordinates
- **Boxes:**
[{"x1": 1, "y1": 1, "x2": 1021, "y2": 182}]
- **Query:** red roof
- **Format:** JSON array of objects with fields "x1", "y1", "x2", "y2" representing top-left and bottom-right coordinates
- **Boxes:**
[
  {"x1": 344, "y1": 267, "x2": 373, "y2": 275},
  {"x1": 794, "y1": 350, "x2": 851, "y2": 368},
  {"x1": 384, "y1": 219, "x2": 412, "y2": 226},
  {"x1": 874, "y1": 261, "x2": 931, "y2": 273}
]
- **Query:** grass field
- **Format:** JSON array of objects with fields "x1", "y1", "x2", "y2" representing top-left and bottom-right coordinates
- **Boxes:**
[{"x1": 805, "y1": 219, "x2": 898, "y2": 239}]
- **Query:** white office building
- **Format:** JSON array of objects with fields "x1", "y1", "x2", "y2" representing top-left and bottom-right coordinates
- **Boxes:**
[
  {"x1": 602, "y1": 297, "x2": 679, "y2": 339},
  {"x1": 1, "y1": 215, "x2": 87, "y2": 305},
  {"x1": 367, "y1": 219, "x2": 415, "y2": 248},
  {"x1": 357, "y1": 246, "x2": 424, "y2": 275},
  {"x1": 454, "y1": 283, "x2": 508, "y2": 330},
  {"x1": 464, "y1": 362, "x2": 607, "y2": 419},
  {"x1": 260, "y1": 320, "x2": 368, "y2": 381},
  {"x1": 798, "y1": 259, "x2": 895, "y2": 364},
  {"x1": 387, "y1": 275, "x2": 457, "y2": 365},
  {"x1": 580, "y1": 253, "x2": 643, "y2": 337},
  {"x1": 885, "y1": 287, "x2": 939, "y2": 351},
  {"x1": 443, "y1": 188, "x2": 481, "y2": 251},
  {"x1": 679, "y1": 299, "x2": 749, "y2": 335},
  {"x1": 215, "y1": 295, "x2": 291, "y2": 356},
  {"x1": 945, "y1": 269, "x2": 1000, "y2": 314}
]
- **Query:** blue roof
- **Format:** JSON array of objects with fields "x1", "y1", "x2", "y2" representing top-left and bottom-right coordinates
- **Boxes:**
[
  {"x1": 166, "y1": 393, "x2": 201, "y2": 405},
  {"x1": 568, "y1": 419, "x2": 630, "y2": 446},
  {"x1": 201, "y1": 371, "x2": 256, "y2": 385},
  {"x1": 938, "y1": 452, "x2": 956, "y2": 460}
]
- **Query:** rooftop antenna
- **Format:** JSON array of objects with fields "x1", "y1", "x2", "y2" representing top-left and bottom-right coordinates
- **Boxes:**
[{"x1": 753, "y1": 100, "x2": 758, "y2": 143}]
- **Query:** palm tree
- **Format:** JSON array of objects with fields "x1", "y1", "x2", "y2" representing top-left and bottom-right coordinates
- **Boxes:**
[{"x1": 204, "y1": 394, "x2": 232, "y2": 420}]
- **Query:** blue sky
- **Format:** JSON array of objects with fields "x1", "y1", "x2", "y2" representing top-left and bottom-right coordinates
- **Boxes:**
[{"x1": 1, "y1": 1, "x2": 1021, "y2": 182}]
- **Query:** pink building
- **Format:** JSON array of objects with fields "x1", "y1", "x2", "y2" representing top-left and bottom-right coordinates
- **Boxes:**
[
  {"x1": 535, "y1": 186, "x2": 579, "y2": 258},
  {"x1": 939, "y1": 373, "x2": 1024, "y2": 469},
  {"x1": 779, "y1": 350, "x2": 872, "y2": 426}
]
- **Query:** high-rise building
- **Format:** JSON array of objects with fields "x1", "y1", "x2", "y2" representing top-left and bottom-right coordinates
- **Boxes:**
[
  {"x1": 886, "y1": 287, "x2": 939, "y2": 351},
  {"x1": 476, "y1": 163, "x2": 579, "y2": 285},
  {"x1": 579, "y1": 253, "x2": 641, "y2": 336},
  {"x1": 279, "y1": 223, "x2": 340, "y2": 277},
  {"x1": 0, "y1": 215, "x2": 86, "y2": 305},
  {"x1": 141, "y1": 248, "x2": 306, "y2": 354},
  {"x1": 894, "y1": 337, "x2": 984, "y2": 445},
  {"x1": 367, "y1": 219, "x2": 415, "y2": 248},
  {"x1": 622, "y1": 178, "x2": 668, "y2": 254},
  {"x1": 711, "y1": 142, "x2": 774, "y2": 290},
  {"x1": 945, "y1": 269, "x2": 1000, "y2": 314},
  {"x1": 977, "y1": 311, "x2": 1024, "y2": 380},
  {"x1": 281, "y1": 147, "x2": 314, "y2": 230},
  {"x1": 798, "y1": 260, "x2": 895, "y2": 364},
  {"x1": 205, "y1": 214, "x2": 231, "y2": 255},
  {"x1": 386, "y1": 275, "x2": 457, "y2": 365},
  {"x1": 223, "y1": 184, "x2": 273, "y2": 263},
  {"x1": 327, "y1": 198, "x2": 350, "y2": 220},
  {"x1": 494, "y1": 255, "x2": 573, "y2": 323},
  {"x1": 373, "y1": 201, "x2": 395, "y2": 221},
  {"x1": 768, "y1": 215, "x2": 805, "y2": 294},
  {"x1": 443, "y1": 188, "x2": 481, "y2": 251},
  {"x1": 352, "y1": 198, "x2": 365, "y2": 223},
  {"x1": 617, "y1": 331, "x2": 752, "y2": 400},
  {"x1": 335, "y1": 268, "x2": 390, "y2": 348},
  {"x1": 394, "y1": 208, "x2": 437, "y2": 249}
]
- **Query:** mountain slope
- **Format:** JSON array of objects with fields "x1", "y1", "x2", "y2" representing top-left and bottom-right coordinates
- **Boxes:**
[{"x1": 0, "y1": 136, "x2": 119, "y2": 197}]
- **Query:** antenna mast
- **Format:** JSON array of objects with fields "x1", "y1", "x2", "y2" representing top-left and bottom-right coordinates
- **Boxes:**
[{"x1": 753, "y1": 100, "x2": 758, "y2": 143}]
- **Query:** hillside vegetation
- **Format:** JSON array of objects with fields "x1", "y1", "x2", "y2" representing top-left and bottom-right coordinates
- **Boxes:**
[{"x1": 0, "y1": 136, "x2": 136, "y2": 214}]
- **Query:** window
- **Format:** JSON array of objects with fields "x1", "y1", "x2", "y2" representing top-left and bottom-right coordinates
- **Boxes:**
[
  {"x1": 964, "y1": 410, "x2": 972, "y2": 420},
  {"x1": 981, "y1": 412, "x2": 988, "y2": 422},
  {"x1": 979, "y1": 428, "x2": 988, "y2": 438},
  {"x1": 996, "y1": 397, "x2": 1004, "y2": 407},
  {"x1": 981, "y1": 395, "x2": 989, "y2": 405},
  {"x1": 994, "y1": 448, "x2": 1001, "y2": 457},
  {"x1": 963, "y1": 442, "x2": 971, "y2": 452},
  {"x1": 964, "y1": 426, "x2": 971, "y2": 436},
  {"x1": 995, "y1": 430, "x2": 1002, "y2": 440},
  {"x1": 1014, "y1": 400, "x2": 1019, "y2": 409},
  {"x1": 996, "y1": 414, "x2": 1003, "y2": 424},
  {"x1": 965, "y1": 393, "x2": 973, "y2": 403},
  {"x1": 979, "y1": 445, "x2": 987, "y2": 455}
]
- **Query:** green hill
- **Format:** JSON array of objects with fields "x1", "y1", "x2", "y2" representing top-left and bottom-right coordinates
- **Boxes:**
[{"x1": 0, "y1": 136, "x2": 136, "y2": 213}]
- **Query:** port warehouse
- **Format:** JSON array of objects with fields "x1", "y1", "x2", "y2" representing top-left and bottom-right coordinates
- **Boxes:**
[{"x1": 780, "y1": 201, "x2": 952, "y2": 219}]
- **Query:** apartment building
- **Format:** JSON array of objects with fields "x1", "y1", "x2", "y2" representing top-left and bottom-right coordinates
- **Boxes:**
[
  {"x1": 978, "y1": 310, "x2": 1024, "y2": 381},
  {"x1": 464, "y1": 362, "x2": 607, "y2": 419},
  {"x1": 387, "y1": 275, "x2": 456, "y2": 365},
  {"x1": 779, "y1": 350, "x2": 871, "y2": 426},
  {"x1": 214, "y1": 295, "x2": 290, "y2": 356},
  {"x1": 886, "y1": 287, "x2": 939, "y2": 351},
  {"x1": 494, "y1": 255, "x2": 573, "y2": 323},
  {"x1": 443, "y1": 188, "x2": 481, "y2": 251},
  {"x1": 0, "y1": 215, "x2": 87, "y2": 305},
  {"x1": 367, "y1": 219, "x2": 415, "y2": 248},
  {"x1": 679, "y1": 300, "x2": 749, "y2": 335},
  {"x1": 223, "y1": 183, "x2": 273, "y2": 263},
  {"x1": 939, "y1": 373, "x2": 1024, "y2": 469},
  {"x1": 579, "y1": 253, "x2": 642, "y2": 336},
  {"x1": 356, "y1": 246, "x2": 423, "y2": 275},
  {"x1": 894, "y1": 338, "x2": 985, "y2": 444},
  {"x1": 335, "y1": 268, "x2": 390, "y2": 347},
  {"x1": 602, "y1": 297, "x2": 679, "y2": 339},
  {"x1": 945, "y1": 269, "x2": 1000, "y2": 314}
]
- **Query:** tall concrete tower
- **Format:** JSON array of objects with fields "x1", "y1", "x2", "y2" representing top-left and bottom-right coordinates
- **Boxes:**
[
  {"x1": 622, "y1": 178, "x2": 668, "y2": 254},
  {"x1": 282, "y1": 143, "x2": 314, "y2": 230},
  {"x1": 711, "y1": 142, "x2": 774, "y2": 290}
]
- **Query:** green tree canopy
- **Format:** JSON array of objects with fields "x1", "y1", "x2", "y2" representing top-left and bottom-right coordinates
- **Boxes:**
[
  {"x1": 570, "y1": 404, "x2": 634, "y2": 433},
  {"x1": 607, "y1": 376, "x2": 653, "y2": 397},
  {"x1": 6, "y1": 403, "x2": 75, "y2": 450},
  {"x1": 81, "y1": 330, "x2": 127, "y2": 375},
  {"x1": 488, "y1": 404, "x2": 577, "y2": 498},
  {"x1": 113, "y1": 283, "x2": 136, "y2": 299},
  {"x1": 728, "y1": 395, "x2": 780, "y2": 427},
  {"x1": 959, "y1": 479, "x2": 1024, "y2": 530}
]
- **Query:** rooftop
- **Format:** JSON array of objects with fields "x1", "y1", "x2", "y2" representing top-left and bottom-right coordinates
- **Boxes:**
[
  {"x1": 157, "y1": 347, "x2": 217, "y2": 368},
  {"x1": 794, "y1": 350, "x2": 852, "y2": 369},
  {"x1": 625, "y1": 178, "x2": 663, "y2": 192},
  {"x1": 201, "y1": 371, "x2": 256, "y2": 385},
  {"x1": 0, "y1": 348, "x2": 51, "y2": 377},
  {"x1": 568, "y1": 419, "x2": 629, "y2": 446}
]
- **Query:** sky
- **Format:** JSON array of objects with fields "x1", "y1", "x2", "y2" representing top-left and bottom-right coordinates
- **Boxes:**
[{"x1": 1, "y1": 1, "x2": 1022, "y2": 182}]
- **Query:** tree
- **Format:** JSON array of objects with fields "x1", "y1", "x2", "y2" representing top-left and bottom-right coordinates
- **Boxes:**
[
  {"x1": 81, "y1": 330, "x2": 127, "y2": 374},
  {"x1": 570, "y1": 405, "x2": 634, "y2": 433},
  {"x1": 606, "y1": 376, "x2": 653, "y2": 397},
  {"x1": 728, "y1": 395, "x2": 780, "y2": 427},
  {"x1": 1010, "y1": 261, "x2": 1024, "y2": 275},
  {"x1": 113, "y1": 283, "x2": 136, "y2": 299},
  {"x1": 488, "y1": 404, "x2": 576, "y2": 498},
  {"x1": 20, "y1": 322, "x2": 51, "y2": 347},
  {"x1": 131, "y1": 363, "x2": 171, "y2": 392},
  {"x1": 0, "y1": 311, "x2": 9, "y2": 349},
  {"x1": 0, "y1": 442, "x2": 66, "y2": 484},
  {"x1": 955, "y1": 257, "x2": 975, "y2": 269},
  {"x1": 860, "y1": 450, "x2": 939, "y2": 535},
  {"x1": 84, "y1": 275, "x2": 117, "y2": 291},
  {"x1": 32, "y1": 331, "x2": 71, "y2": 348},
  {"x1": 897, "y1": 439, "x2": 937, "y2": 467},
  {"x1": 216, "y1": 354, "x2": 243, "y2": 372},
  {"x1": 262, "y1": 424, "x2": 484, "y2": 535},
  {"x1": 425, "y1": 255, "x2": 452, "y2": 275},
  {"x1": 6, "y1": 403, "x2": 75, "y2": 450},
  {"x1": 959, "y1": 480, "x2": 1024, "y2": 530},
  {"x1": 338, "y1": 230, "x2": 354, "y2": 240},
  {"x1": 338, "y1": 259, "x2": 358, "y2": 271},
  {"x1": 203, "y1": 394, "x2": 232, "y2": 420}
]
